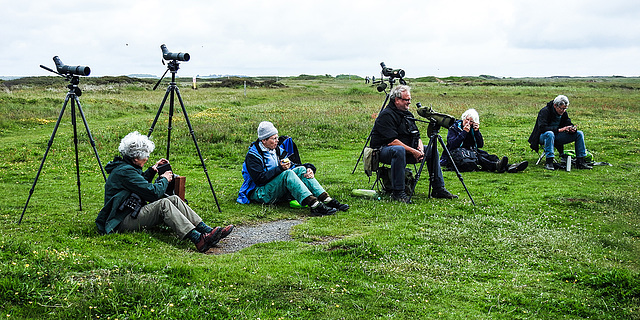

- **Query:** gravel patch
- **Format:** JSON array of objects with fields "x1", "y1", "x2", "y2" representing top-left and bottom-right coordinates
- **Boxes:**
[{"x1": 208, "y1": 219, "x2": 304, "y2": 255}]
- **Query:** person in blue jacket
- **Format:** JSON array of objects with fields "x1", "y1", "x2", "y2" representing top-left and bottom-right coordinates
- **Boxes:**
[
  {"x1": 237, "y1": 121, "x2": 348, "y2": 216},
  {"x1": 95, "y1": 131, "x2": 233, "y2": 253}
]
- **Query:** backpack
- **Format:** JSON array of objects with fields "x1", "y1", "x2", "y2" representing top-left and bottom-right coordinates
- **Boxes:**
[
  {"x1": 377, "y1": 167, "x2": 415, "y2": 196},
  {"x1": 448, "y1": 147, "x2": 478, "y2": 172}
]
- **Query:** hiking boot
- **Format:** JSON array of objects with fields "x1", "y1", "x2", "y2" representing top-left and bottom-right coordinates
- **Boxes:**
[
  {"x1": 507, "y1": 161, "x2": 529, "y2": 173},
  {"x1": 195, "y1": 227, "x2": 222, "y2": 253},
  {"x1": 496, "y1": 156, "x2": 509, "y2": 173},
  {"x1": 391, "y1": 190, "x2": 412, "y2": 203},
  {"x1": 326, "y1": 199, "x2": 349, "y2": 211},
  {"x1": 310, "y1": 202, "x2": 337, "y2": 216},
  {"x1": 431, "y1": 188, "x2": 458, "y2": 199},
  {"x1": 575, "y1": 157, "x2": 593, "y2": 170},
  {"x1": 215, "y1": 225, "x2": 234, "y2": 244},
  {"x1": 544, "y1": 158, "x2": 555, "y2": 170}
]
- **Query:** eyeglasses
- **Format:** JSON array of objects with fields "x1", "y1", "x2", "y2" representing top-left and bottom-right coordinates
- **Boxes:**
[
  {"x1": 556, "y1": 105, "x2": 569, "y2": 110},
  {"x1": 400, "y1": 98, "x2": 411, "y2": 102}
]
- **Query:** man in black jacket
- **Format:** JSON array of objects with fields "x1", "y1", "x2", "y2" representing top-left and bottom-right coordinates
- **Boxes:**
[
  {"x1": 370, "y1": 85, "x2": 457, "y2": 203},
  {"x1": 528, "y1": 95, "x2": 592, "y2": 170}
]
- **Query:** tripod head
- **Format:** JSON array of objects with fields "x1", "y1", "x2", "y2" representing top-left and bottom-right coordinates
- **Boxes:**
[
  {"x1": 372, "y1": 62, "x2": 407, "y2": 94},
  {"x1": 40, "y1": 56, "x2": 89, "y2": 96},
  {"x1": 154, "y1": 44, "x2": 190, "y2": 90}
]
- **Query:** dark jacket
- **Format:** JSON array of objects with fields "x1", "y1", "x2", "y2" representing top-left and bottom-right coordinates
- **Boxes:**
[
  {"x1": 528, "y1": 101, "x2": 573, "y2": 152},
  {"x1": 441, "y1": 119, "x2": 485, "y2": 166},
  {"x1": 95, "y1": 157, "x2": 168, "y2": 234},
  {"x1": 370, "y1": 100, "x2": 420, "y2": 149}
]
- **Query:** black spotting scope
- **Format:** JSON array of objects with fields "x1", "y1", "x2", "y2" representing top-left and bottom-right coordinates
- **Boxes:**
[
  {"x1": 53, "y1": 56, "x2": 90, "y2": 76},
  {"x1": 161, "y1": 44, "x2": 190, "y2": 61},
  {"x1": 380, "y1": 62, "x2": 405, "y2": 79}
]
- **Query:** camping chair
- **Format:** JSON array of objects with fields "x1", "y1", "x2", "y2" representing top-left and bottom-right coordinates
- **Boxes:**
[{"x1": 535, "y1": 142, "x2": 564, "y2": 165}]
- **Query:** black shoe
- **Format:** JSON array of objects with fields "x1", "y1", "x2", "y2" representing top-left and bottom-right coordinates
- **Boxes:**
[
  {"x1": 310, "y1": 203, "x2": 337, "y2": 216},
  {"x1": 496, "y1": 156, "x2": 509, "y2": 173},
  {"x1": 391, "y1": 190, "x2": 412, "y2": 204},
  {"x1": 431, "y1": 188, "x2": 458, "y2": 199},
  {"x1": 575, "y1": 157, "x2": 593, "y2": 170},
  {"x1": 544, "y1": 158, "x2": 555, "y2": 170},
  {"x1": 507, "y1": 161, "x2": 528, "y2": 173},
  {"x1": 326, "y1": 199, "x2": 349, "y2": 211}
]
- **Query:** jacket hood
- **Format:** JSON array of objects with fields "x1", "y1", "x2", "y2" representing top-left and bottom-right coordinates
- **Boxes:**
[{"x1": 105, "y1": 156, "x2": 137, "y2": 174}]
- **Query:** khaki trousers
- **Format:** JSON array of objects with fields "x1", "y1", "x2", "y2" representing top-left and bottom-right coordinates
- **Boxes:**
[{"x1": 118, "y1": 195, "x2": 202, "y2": 239}]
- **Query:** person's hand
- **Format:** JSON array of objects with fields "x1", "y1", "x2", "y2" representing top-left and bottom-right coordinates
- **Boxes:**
[
  {"x1": 472, "y1": 122, "x2": 479, "y2": 131},
  {"x1": 463, "y1": 120, "x2": 472, "y2": 132},
  {"x1": 413, "y1": 147, "x2": 424, "y2": 162},
  {"x1": 303, "y1": 167, "x2": 314, "y2": 179},
  {"x1": 280, "y1": 158, "x2": 292, "y2": 170},
  {"x1": 152, "y1": 158, "x2": 169, "y2": 171},
  {"x1": 161, "y1": 171, "x2": 173, "y2": 182}
]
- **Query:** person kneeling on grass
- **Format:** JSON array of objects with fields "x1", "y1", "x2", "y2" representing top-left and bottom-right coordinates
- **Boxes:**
[
  {"x1": 237, "y1": 121, "x2": 349, "y2": 216},
  {"x1": 95, "y1": 131, "x2": 233, "y2": 253}
]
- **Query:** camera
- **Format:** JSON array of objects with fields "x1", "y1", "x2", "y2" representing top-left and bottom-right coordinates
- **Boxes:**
[
  {"x1": 161, "y1": 44, "x2": 190, "y2": 61},
  {"x1": 53, "y1": 56, "x2": 90, "y2": 76},
  {"x1": 380, "y1": 62, "x2": 405, "y2": 79}
]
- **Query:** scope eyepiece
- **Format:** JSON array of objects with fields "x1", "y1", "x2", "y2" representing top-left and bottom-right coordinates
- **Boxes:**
[
  {"x1": 53, "y1": 56, "x2": 90, "y2": 76},
  {"x1": 161, "y1": 44, "x2": 190, "y2": 61}
]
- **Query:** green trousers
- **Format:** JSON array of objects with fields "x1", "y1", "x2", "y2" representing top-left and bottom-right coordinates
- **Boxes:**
[{"x1": 250, "y1": 166, "x2": 326, "y2": 204}]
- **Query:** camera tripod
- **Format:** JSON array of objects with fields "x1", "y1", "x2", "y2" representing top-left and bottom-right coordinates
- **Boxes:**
[
  {"x1": 408, "y1": 118, "x2": 475, "y2": 205},
  {"x1": 351, "y1": 77, "x2": 400, "y2": 174},
  {"x1": 19, "y1": 73, "x2": 106, "y2": 223},
  {"x1": 149, "y1": 60, "x2": 221, "y2": 212}
]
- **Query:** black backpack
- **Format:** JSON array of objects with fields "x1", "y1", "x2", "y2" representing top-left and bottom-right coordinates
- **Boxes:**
[
  {"x1": 448, "y1": 148, "x2": 478, "y2": 172},
  {"x1": 377, "y1": 167, "x2": 415, "y2": 196}
]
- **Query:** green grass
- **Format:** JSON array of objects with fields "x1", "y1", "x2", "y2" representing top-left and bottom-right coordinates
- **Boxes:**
[{"x1": 1, "y1": 76, "x2": 639, "y2": 319}]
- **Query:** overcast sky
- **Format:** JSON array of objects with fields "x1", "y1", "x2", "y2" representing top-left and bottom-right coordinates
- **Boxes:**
[{"x1": 2, "y1": 0, "x2": 639, "y2": 78}]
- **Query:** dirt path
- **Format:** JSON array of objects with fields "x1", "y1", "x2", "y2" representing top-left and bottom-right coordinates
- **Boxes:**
[{"x1": 208, "y1": 219, "x2": 304, "y2": 255}]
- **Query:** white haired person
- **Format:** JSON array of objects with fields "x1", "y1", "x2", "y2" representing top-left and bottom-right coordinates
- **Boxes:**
[
  {"x1": 528, "y1": 95, "x2": 592, "y2": 170},
  {"x1": 237, "y1": 121, "x2": 349, "y2": 216},
  {"x1": 95, "y1": 131, "x2": 233, "y2": 253},
  {"x1": 442, "y1": 108, "x2": 528, "y2": 173}
]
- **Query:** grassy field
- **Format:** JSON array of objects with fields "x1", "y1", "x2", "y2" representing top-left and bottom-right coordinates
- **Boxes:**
[{"x1": 1, "y1": 75, "x2": 639, "y2": 319}]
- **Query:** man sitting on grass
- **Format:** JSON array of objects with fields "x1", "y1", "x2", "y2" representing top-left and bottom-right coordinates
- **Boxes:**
[{"x1": 237, "y1": 121, "x2": 349, "y2": 216}]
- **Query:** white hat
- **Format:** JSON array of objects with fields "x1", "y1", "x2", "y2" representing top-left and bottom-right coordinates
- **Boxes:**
[{"x1": 257, "y1": 121, "x2": 278, "y2": 140}]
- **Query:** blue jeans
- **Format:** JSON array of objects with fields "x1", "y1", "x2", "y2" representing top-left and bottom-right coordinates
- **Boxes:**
[
  {"x1": 250, "y1": 166, "x2": 326, "y2": 204},
  {"x1": 540, "y1": 130, "x2": 587, "y2": 158},
  {"x1": 379, "y1": 144, "x2": 445, "y2": 192}
]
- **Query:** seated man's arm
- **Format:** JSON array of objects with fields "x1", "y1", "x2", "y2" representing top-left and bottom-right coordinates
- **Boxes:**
[
  {"x1": 245, "y1": 153, "x2": 284, "y2": 186},
  {"x1": 388, "y1": 139, "x2": 423, "y2": 162}
]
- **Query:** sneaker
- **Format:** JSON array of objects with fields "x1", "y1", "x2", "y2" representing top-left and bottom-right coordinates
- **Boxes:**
[
  {"x1": 507, "y1": 161, "x2": 528, "y2": 173},
  {"x1": 575, "y1": 157, "x2": 593, "y2": 170},
  {"x1": 431, "y1": 188, "x2": 458, "y2": 199},
  {"x1": 195, "y1": 227, "x2": 222, "y2": 253},
  {"x1": 310, "y1": 203, "x2": 337, "y2": 216},
  {"x1": 391, "y1": 190, "x2": 412, "y2": 204},
  {"x1": 326, "y1": 199, "x2": 349, "y2": 211},
  {"x1": 496, "y1": 156, "x2": 509, "y2": 173},
  {"x1": 544, "y1": 158, "x2": 555, "y2": 170}
]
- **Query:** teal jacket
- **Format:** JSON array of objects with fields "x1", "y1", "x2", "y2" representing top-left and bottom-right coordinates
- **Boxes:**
[{"x1": 95, "y1": 157, "x2": 169, "y2": 234}]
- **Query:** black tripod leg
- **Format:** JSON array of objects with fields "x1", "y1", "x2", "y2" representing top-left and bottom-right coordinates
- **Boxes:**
[
  {"x1": 75, "y1": 96, "x2": 106, "y2": 181},
  {"x1": 408, "y1": 145, "x2": 429, "y2": 203},
  {"x1": 148, "y1": 85, "x2": 171, "y2": 138},
  {"x1": 175, "y1": 87, "x2": 222, "y2": 213},
  {"x1": 351, "y1": 93, "x2": 390, "y2": 174},
  {"x1": 71, "y1": 97, "x2": 83, "y2": 211},
  {"x1": 437, "y1": 135, "x2": 475, "y2": 205},
  {"x1": 166, "y1": 84, "x2": 175, "y2": 160},
  {"x1": 18, "y1": 94, "x2": 70, "y2": 223}
]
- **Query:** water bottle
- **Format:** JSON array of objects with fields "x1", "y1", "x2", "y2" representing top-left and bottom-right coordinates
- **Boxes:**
[
  {"x1": 566, "y1": 155, "x2": 572, "y2": 171},
  {"x1": 351, "y1": 189, "x2": 381, "y2": 200}
]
